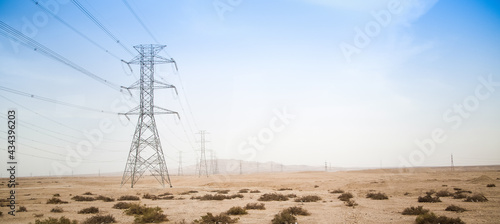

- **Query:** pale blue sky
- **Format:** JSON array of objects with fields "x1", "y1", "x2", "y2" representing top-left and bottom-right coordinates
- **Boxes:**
[{"x1": 0, "y1": 0, "x2": 499, "y2": 176}]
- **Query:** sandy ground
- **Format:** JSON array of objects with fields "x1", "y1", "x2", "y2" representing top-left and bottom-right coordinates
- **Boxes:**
[{"x1": 1, "y1": 166, "x2": 499, "y2": 223}]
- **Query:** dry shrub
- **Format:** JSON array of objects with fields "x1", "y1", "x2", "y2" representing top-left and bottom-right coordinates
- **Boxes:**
[
  {"x1": 453, "y1": 193, "x2": 467, "y2": 199},
  {"x1": 402, "y1": 206, "x2": 429, "y2": 215},
  {"x1": 418, "y1": 195, "x2": 441, "y2": 203},
  {"x1": 53, "y1": 193, "x2": 60, "y2": 197},
  {"x1": 338, "y1": 192, "x2": 354, "y2": 202},
  {"x1": 239, "y1": 189, "x2": 249, "y2": 193},
  {"x1": 17, "y1": 206, "x2": 28, "y2": 212},
  {"x1": 192, "y1": 193, "x2": 241, "y2": 201},
  {"x1": 158, "y1": 192, "x2": 173, "y2": 196},
  {"x1": 271, "y1": 211, "x2": 296, "y2": 224},
  {"x1": 366, "y1": 192, "x2": 388, "y2": 200},
  {"x1": 143, "y1": 193, "x2": 157, "y2": 200},
  {"x1": 34, "y1": 217, "x2": 77, "y2": 224},
  {"x1": 83, "y1": 192, "x2": 93, "y2": 195},
  {"x1": 344, "y1": 199, "x2": 358, "y2": 207},
  {"x1": 134, "y1": 208, "x2": 168, "y2": 224},
  {"x1": 464, "y1": 193, "x2": 488, "y2": 202},
  {"x1": 47, "y1": 197, "x2": 68, "y2": 204},
  {"x1": 211, "y1": 190, "x2": 230, "y2": 194},
  {"x1": 50, "y1": 207, "x2": 64, "y2": 213},
  {"x1": 244, "y1": 203, "x2": 265, "y2": 210},
  {"x1": 180, "y1": 191, "x2": 198, "y2": 195},
  {"x1": 294, "y1": 195, "x2": 321, "y2": 202},
  {"x1": 226, "y1": 206, "x2": 247, "y2": 215},
  {"x1": 112, "y1": 202, "x2": 134, "y2": 209},
  {"x1": 118, "y1": 195, "x2": 140, "y2": 201},
  {"x1": 486, "y1": 184, "x2": 496, "y2": 187},
  {"x1": 250, "y1": 190, "x2": 261, "y2": 193},
  {"x1": 82, "y1": 215, "x2": 116, "y2": 224},
  {"x1": 95, "y1": 195, "x2": 114, "y2": 202},
  {"x1": 445, "y1": 205, "x2": 466, "y2": 213},
  {"x1": 435, "y1": 190, "x2": 452, "y2": 197},
  {"x1": 415, "y1": 212, "x2": 465, "y2": 224},
  {"x1": 194, "y1": 213, "x2": 238, "y2": 224},
  {"x1": 78, "y1": 206, "x2": 99, "y2": 214},
  {"x1": 284, "y1": 206, "x2": 310, "y2": 216},
  {"x1": 258, "y1": 193, "x2": 289, "y2": 201},
  {"x1": 329, "y1": 189, "x2": 344, "y2": 194},
  {"x1": 71, "y1": 195, "x2": 95, "y2": 201},
  {"x1": 277, "y1": 188, "x2": 292, "y2": 191}
]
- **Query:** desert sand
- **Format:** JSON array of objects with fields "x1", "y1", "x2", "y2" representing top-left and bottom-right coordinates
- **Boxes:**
[{"x1": 1, "y1": 166, "x2": 499, "y2": 223}]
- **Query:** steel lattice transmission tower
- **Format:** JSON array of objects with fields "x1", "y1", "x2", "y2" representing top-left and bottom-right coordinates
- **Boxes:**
[
  {"x1": 197, "y1": 130, "x2": 209, "y2": 177},
  {"x1": 120, "y1": 44, "x2": 178, "y2": 188}
]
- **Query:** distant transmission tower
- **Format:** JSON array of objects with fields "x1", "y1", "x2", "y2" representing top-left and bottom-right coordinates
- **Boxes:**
[
  {"x1": 197, "y1": 130, "x2": 209, "y2": 177},
  {"x1": 210, "y1": 150, "x2": 219, "y2": 175},
  {"x1": 120, "y1": 44, "x2": 178, "y2": 188},
  {"x1": 178, "y1": 151, "x2": 183, "y2": 176}
]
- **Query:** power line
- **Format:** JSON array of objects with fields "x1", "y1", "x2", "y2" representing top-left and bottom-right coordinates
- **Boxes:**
[
  {"x1": 71, "y1": 0, "x2": 135, "y2": 56},
  {"x1": 0, "y1": 21, "x2": 125, "y2": 92},
  {"x1": 0, "y1": 86, "x2": 118, "y2": 114},
  {"x1": 30, "y1": 0, "x2": 123, "y2": 60},
  {"x1": 121, "y1": 0, "x2": 159, "y2": 43}
]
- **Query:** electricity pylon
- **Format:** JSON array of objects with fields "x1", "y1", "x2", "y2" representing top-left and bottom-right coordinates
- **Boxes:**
[
  {"x1": 120, "y1": 44, "x2": 178, "y2": 188},
  {"x1": 197, "y1": 130, "x2": 209, "y2": 177}
]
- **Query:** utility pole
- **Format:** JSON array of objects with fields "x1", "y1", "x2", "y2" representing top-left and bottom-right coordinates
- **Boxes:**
[
  {"x1": 178, "y1": 151, "x2": 183, "y2": 176},
  {"x1": 197, "y1": 130, "x2": 209, "y2": 177},
  {"x1": 120, "y1": 44, "x2": 178, "y2": 188},
  {"x1": 451, "y1": 154, "x2": 454, "y2": 172}
]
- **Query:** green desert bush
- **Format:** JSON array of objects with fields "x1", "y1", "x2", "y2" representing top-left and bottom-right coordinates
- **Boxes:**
[
  {"x1": 47, "y1": 197, "x2": 68, "y2": 204},
  {"x1": 436, "y1": 190, "x2": 453, "y2": 197},
  {"x1": 226, "y1": 206, "x2": 248, "y2": 215},
  {"x1": 284, "y1": 206, "x2": 310, "y2": 216},
  {"x1": 445, "y1": 205, "x2": 466, "y2": 213},
  {"x1": 194, "y1": 213, "x2": 238, "y2": 224},
  {"x1": 245, "y1": 203, "x2": 265, "y2": 210},
  {"x1": 78, "y1": 206, "x2": 99, "y2": 214},
  {"x1": 338, "y1": 192, "x2": 354, "y2": 202},
  {"x1": 415, "y1": 212, "x2": 465, "y2": 224},
  {"x1": 294, "y1": 195, "x2": 321, "y2": 202},
  {"x1": 50, "y1": 207, "x2": 64, "y2": 213},
  {"x1": 118, "y1": 195, "x2": 140, "y2": 201},
  {"x1": 34, "y1": 217, "x2": 77, "y2": 224},
  {"x1": 112, "y1": 202, "x2": 134, "y2": 209},
  {"x1": 258, "y1": 193, "x2": 289, "y2": 201},
  {"x1": 366, "y1": 192, "x2": 388, "y2": 200},
  {"x1": 71, "y1": 195, "x2": 95, "y2": 201},
  {"x1": 464, "y1": 193, "x2": 488, "y2": 202},
  {"x1": 418, "y1": 195, "x2": 441, "y2": 203},
  {"x1": 82, "y1": 215, "x2": 116, "y2": 224},
  {"x1": 402, "y1": 206, "x2": 429, "y2": 215}
]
